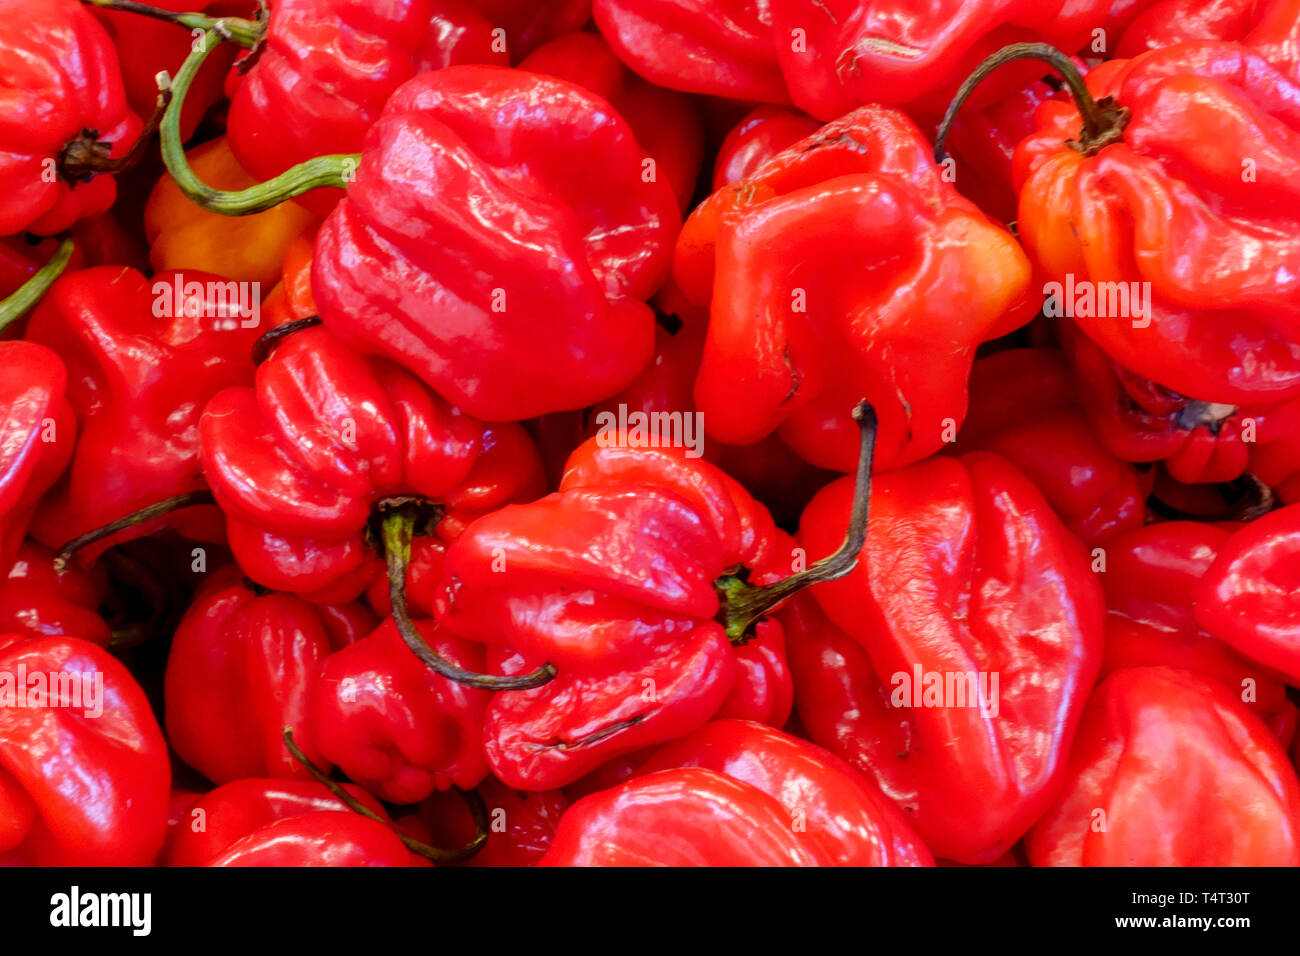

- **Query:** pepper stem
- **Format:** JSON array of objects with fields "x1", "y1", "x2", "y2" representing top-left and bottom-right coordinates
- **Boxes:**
[
  {"x1": 251, "y1": 315, "x2": 323, "y2": 364},
  {"x1": 380, "y1": 505, "x2": 557, "y2": 691},
  {"x1": 715, "y1": 401, "x2": 877, "y2": 643},
  {"x1": 933, "y1": 42, "x2": 1129, "y2": 165},
  {"x1": 53, "y1": 490, "x2": 216, "y2": 573},
  {"x1": 0, "y1": 238, "x2": 75, "y2": 334},
  {"x1": 80, "y1": 0, "x2": 265, "y2": 48},
  {"x1": 281, "y1": 729, "x2": 488, "y2": 865},
  {"x1": 158, "y1": 29, "x2": 359, "y2": 216}
]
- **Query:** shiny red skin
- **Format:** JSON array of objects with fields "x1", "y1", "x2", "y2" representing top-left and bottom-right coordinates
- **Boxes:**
[
  {"x1": 0, "y1": 342, "x2": 75, "y2": 571},
  {"x1": 199, "y1": 324, "x2": 543, "y2": 597},
  {"x1": 312, "y1": 66, "x2": 679, "y2": 422},
  {"x1": 0, "y1": 0, "x2": 142, "y2": 236},
  {"x1": 407, "y1": 775, "x2": 569, "y2": 866},
  {"x1": 0, "y1": 635, "x2": 170, "y2": 865},
  {"x1": 711, "y1": 106, "x2": 821, "y2": 189},
  {"x1": 227, "y1": 0, "x2": 508, "y2": 216},
  {"x1": 309, "y1": 617, "x2": 492, "y2": 804},
  {"x1": 209, "y1": 812, "x2": 417, "y2": 866},
  {"x1": 791, "y1": 452, "x2": 1105, "y2": 863},
  {"x1": 636, "y1": 720, "x2": 933, "y2": 866},
  {"x1": 469, "y1": 0, "x2": 592, "y2": 59},
  {"x1": 1028, "y1": 667, "x2": 1300, "y2": 865},
  {"x1": 25, "y1": 267, "x2": 260, "y2": 561},
  {"x1": 1107, "y1": 0, "x2": 1300, "y2": 78},
  {"x1": 0, "y1": 541, "x2": 111, "y2": 647}
]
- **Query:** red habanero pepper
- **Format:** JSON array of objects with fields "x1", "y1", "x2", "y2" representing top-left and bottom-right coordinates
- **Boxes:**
[
  {"x1": 24, "y1": 267, "x2": 260, "y2": 563},
  {"x1": 1195, "y1": 503, "x2": 1300, "y2": 683},
  {"x1": 633, "y1": 720, "x2": 933, "y2": 866},
  {"x1": 0, "y1": 342, "x2": 75, "y2": 571},
  {"x1": 539, "y1": 767, "x2": 835, "y2": 866},
  {"x1": 1106, "y1": 0, "x2": 1300, "y2": 79},
  {"x1": 676, "y1": 106, "x2": 1035, "y2": 473},
  {"x1": 0, "y1": 634, "x2": 169, "y2": 865},
  {"x1": 519, "y1": 32, "x2": 705, "y2": 212},
  {"x1": 1101, "y1": 522, "x2": 1297, "y2": 746},
  {"x1": 593, "y1": 0, "x2": 787, "y2": 104},
  {"x1": 198, "y1": 323, "x2": 543, "y2": 603},
  {"x1": 998, "y1": 42, "x2": 1300, "y2": 407},
  {"x1": 436, "y1": 407, "x2": 880, "y2": 790},
  {"x1": 164, "y1": 777, "x2": 411, "y2": 867},
  {"x1": 470, "y1": 0, "x2": 591, "y2": 59},
  {"x1": 766, "y1": 0, "x2": 1110, "y2": 119},
  {"x1": 407, "y1": 775, "x2": 568, "y2": 866},
  {"x1": 1027, "y1": 667, "x2": 1300, "y2": 865},
  {"x1": 309, "y1": 616, "x2": 492, "y2": 804},
  {"x1": 789, "y1": 451, "x2": 1105, "y2": 864},
  {"x1": 954, "y1": 347, "x2": 1149, "y2": 546},
  {"x1": 163, "y1": 565, "x2": 377, "y2": 785},
  {"x1": 711, "y1": 106, "x2": 821, "y2": 189},
  {"x1": 1059, "y1": 317, "x2": 1300, "y2": 485},
  {"x1": 1250, "y1": 399, "x2": 1300, "y2": 504},
  {"x1": 0, "y1": 0, "x2": 143, "y2": 236},
  {"x1": 0, "y1": 542, "x2": 111, "y2": 647}
]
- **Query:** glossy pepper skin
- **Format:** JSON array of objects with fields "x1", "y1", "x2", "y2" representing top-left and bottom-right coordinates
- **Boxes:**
[
  {"x1": 165, "y1": 777, "x2": 412, "y2": 866},
  {"x1": 1195, "y1": 503, "x2": 1300, "y2": 683},
  {"x1": 711, "y1": 106, "x2": 821, "y2": 189},
  {"x1": 954, "y1": 347, "x2": 1148, "y2": 546},
  {"x1": 1027, "y1": 667, "x2": 1300, "y2": 865},
  {"x1": 676, "y1": 106, "x2": 1034, "y2": 473},
  {"x1": 634, "y1": 720, "x2": 933, "y2": 866},
  {"x1": 469, "y1": 0, "x2": 591, "y2": 59},
  {"x1": 312, "y1": 66, "x2": 680, "y2": 422},
  {"x1": 519, "y1": 31, "x2": 704, "y2": 212},
  {"x1": 408, "y1": 775, "x2": 568, "y2": 866},
  {"x1": 1060, "y1": 316, "x2": 1300, "y2": 485},
  {"x1": 436, "y1": 436, "x2": 798, "y2": 790},
  {"x1": 767, "y1": 0, "x2": 1110, "y2": 118},
  {"x1": 0, "y1": 542, "x2": 111, "y2": 647},
  {"x1": 0, "y1": 0, "x2": 142, "y2": 236},
  {"x1": 0, "y1": 342, "x2": 75, "y2": 571},
  {"x1": 25, "y1": 267, "x2": 260, "y2": 561},
  {"x1": 0, "y1": 634, "x2": 169, "y2": 865},
  {"x1": 1101, "y1": 522, "x2": 1296, "y2": 746},
  {"x1": 164, "y1": 565, "x2": 376, "y2": 785},
  {"x1": 310, "y1": 616, "x2": 492, "y2": 804},
  {"x1": 1106, "y1": 0, "x2": 1300, "y2": 78},
  {"x1": 1016, "y1": 43, "x2": 1300, "y2": 408},
  {"x1": 227, "y1": 0, "x2": 508, "y2": 216},
  {"x1": 198, "y1": 323, "x2": 544, "y2": 598},
  {"x1": 790, "y1": 452, "x2": 1105, "y2": 863}
]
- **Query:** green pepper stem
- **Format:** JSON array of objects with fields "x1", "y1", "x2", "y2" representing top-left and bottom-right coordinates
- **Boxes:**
[
  {"x1": 53, "y1": 490, "x2": 216, "y2": 574},
  {"x1": 282, "y1": 729, "x2": 488, "y2": 865},
  {"x1": 0, "y1": 238, "x2": 75, "y2": 334},
  {"x1": 715, "y1": 401, "x2": 877, "y2": 643},
  {"x1": 381, "y1": 508, "x2": 558, "y2": 691},
  {"x1": 159, "y1": 29, "x2": 359, "y2": 216},
  {"x1": 933, "y1": 41, "x2": 1129, "y2": 165},
  {"x1": 80, "y1": 0, "x2": 265, "y2": 48}
]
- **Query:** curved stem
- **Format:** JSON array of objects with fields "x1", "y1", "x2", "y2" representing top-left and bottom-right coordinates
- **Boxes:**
[
  {"x1": 933, "y1": 42, "x2": 1129, "y2": 164},
  {"x1": 53, "y1": 490, "x2": 216, "y2": 574},
  {"x1": 159, "y1": 30, "x2": 359, "y2": 215},
  {"x1": 60, "y1": 86, "x2": 172, "y2": 183},
  {"x1": 282, "y1": 729, "x2": 487, "y2": 865},
  {"x1": 0, "y1": 238, "x2": 74, "y2": 333},
  {"x1": 381, "y1": 507, "x2": 557, "y2": 691},
  {"x1": 80, "y1": 0, "x2": 264, "y2": 47},
  {"x1": 251, "y1": 315, "x2": 323, "y2": 364},
  {"x1": 715, "y1": 401, "x2": 877, "y2": 643}
]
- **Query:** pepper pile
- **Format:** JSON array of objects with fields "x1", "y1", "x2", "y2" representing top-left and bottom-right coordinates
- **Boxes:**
[{"x1": 0, "y1": 0, "x2": 1298, "y2": 868}]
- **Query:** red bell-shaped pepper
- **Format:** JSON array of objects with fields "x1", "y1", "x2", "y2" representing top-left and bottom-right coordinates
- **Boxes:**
[
  {"x1": 309, "y1": 616, "x2": 493, "y2": 804},
  {"x1": 199, "y1": 323, "x2": 543, "y2": 598},
  {"x1": 1102, "y1": 521, "x2": 1297, "y2": 745},
  {"x1": 955, "y1": 347, "x2": 1149, "y2": 546},
  {"x1": 0, "y1": 0, "x2": 142, "y2": 236},
  {"x1": 0, "y1": 542, "x2": 111, "y2": 647},
  {"x1": 711, "y1": 106, "x2": 821, "y2": 189},
  {"x1": 25, "y1": 267, "x2": 260, "y2": 561},
  {"x1": 0, "y1": 342, "x2": 75, "y2": 570},
  {"x1": 164, "y1": 565, "x2": 377, "y2": 785},
  {"x1": 1027, "y1": 666, "x2": 1300, "y2": 865},
  {"x1": 1195, "y1": 503, "x2": 1300, "y2": 683},
  {"x1": 1106, "y1": 0, "x2": 1300, "y2": 79},
  {"x1": 634, "y1": 720, "x2": 933, "y2": 866},
  {"x1": 676, "y1": 106, "x2": 1034, "y2": 473},
  {"x1": 0, "y1": 634, "x2": 170, "y2": 865},
  {"x1": 790, "y1": 451, "x2": 1105, "y2": 863}
]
